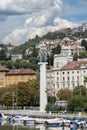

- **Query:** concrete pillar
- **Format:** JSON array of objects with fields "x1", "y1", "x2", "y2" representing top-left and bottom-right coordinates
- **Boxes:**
[{"x1": 38, "y1": 62, "x2": 48, "y2": 112}]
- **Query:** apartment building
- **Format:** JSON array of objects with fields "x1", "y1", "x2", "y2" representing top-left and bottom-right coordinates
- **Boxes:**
[
  {"x1": 0, "y1": 66, "x2": 37, "y2": 87},
  {"x1": 53, "y1": 55, "x2": 87, "y2": 92}
]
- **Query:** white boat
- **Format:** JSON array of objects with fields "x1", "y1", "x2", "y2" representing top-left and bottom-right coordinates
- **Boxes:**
[
  {"x1": 23, "y1": 116, "x2": 35, "y2": 125},
  {"x1": 10, "y1": 115, "x2": 23, "y2": 123},
  {"x1": 10, "y1": 115, "x2": 35, "y2": 125},
  {"x1": 35, "y1": 118, "x2": 46, "y2": 124},
  {"x1": 0, "y1": 113, "x2": 8, "y2": 121},
  {"x1": 44, "y1": 118, "x2": 71, "y2": 127}
]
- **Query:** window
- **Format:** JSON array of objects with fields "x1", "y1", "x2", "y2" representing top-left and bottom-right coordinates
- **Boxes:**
[
  {"x1": 77, "y1": 71, "x2": 79, "y2": 73},
  {"x1": 30, "y1": 76, "x2": 33, "y2": 80},
  {"x1": 0, "y1": 77, "x2": 4, "y2": 80},
  {"x1": 21, "y1": 76, "x2": 25, "y2": 80},
  {"x1": 73, "y1": 84, "x2": 74, "y2": 88},
  {"x1": 67, "y1": 72, "x2": 69, "y2": 74},
  {"x1": 63, "y1": 83, "x2": 65, "y2": 88},
  {"x1": 72, "y1": 76, "x2": 74, "y2": 81},
  {"x1": 67, "y1": 77, "x2": 69, "y2": 80},
  {"x1": 57, "y1": 83, "x2": 59, "y2": 88},
  {"x1": 63, "y1": 77, "x2": 65, "y2": 81},
  {"x1": 77, "y1": 76, "x2": 79, "y2": 81},
  {"x1": 72, "y1": 71, "x2": 74, "y2": 74},
  {"x1": 77, "y1": 82, "x2": 79, "y2": 86},
  {"x1": 57, "y1": 77, "x2": 59, "y2": 81},
  {"x1": 62, "y1": 72, "x2": 65, "y2": 74},
  {"x1": 57, "y1": 72, "x2": 59, "y2": 75},
  {"x1": 56, "y1": 62, "x2": 59, "y2": 67},
  {"x1": 67, "y1": 83, "x2": 69, "y2": 88}
]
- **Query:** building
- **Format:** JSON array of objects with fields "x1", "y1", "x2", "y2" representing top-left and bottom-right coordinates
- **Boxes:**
[
  {"x1": 53, "y1": 56, "x2": 87, "y2": 92},
  {"x1": 11, "y1": 54, "x2": 23, "y2": 61},
  {"x1": 6, "y1": 44, "x2": 15, "y2": 51},
  {"x1": 61, "y1": 45, "x2": 85, "y2": 56},
  {"x1": 46, "y1": 69, "x2": 54, "y2": 96},
  {"x1": 25, "y1": 47, "x2": 33, "y2": 55},
  {"x1": 55, "y1": 100, "x2": 67, "y2": 107},
  {"x1": 0, "y1": 66, "x2": 37, "y2": 87},
  {"x1": 81, "y1": 22, "x2": 87, "y2": 31}
]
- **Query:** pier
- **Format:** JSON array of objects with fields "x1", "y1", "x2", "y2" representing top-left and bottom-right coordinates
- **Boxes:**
[{"x1": 0, "y1": 110, "x2": 87, "y2": 121}]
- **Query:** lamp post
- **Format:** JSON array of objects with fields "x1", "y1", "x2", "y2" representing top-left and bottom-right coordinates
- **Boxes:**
[
  {"x1": 12, "y1": 92, "x2": 15, "y2": 111},
  {"x1": 15, "y1": 82, "x2": 18, "y2": 109}
]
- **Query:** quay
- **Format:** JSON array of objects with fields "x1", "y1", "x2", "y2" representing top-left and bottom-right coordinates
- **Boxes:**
[{"x1": 0, "y1": 110, "x2": 87, "y2": 121}]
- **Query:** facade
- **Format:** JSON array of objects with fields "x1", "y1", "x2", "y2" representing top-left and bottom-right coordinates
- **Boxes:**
[
  {"x1": 0, "y1": 66, "x2": 8, "y2": 88},
  {"x1": 6, "y1": 44, "x2": 15, "y2": 51},
  {"x1": 0, "y1": 66, "x2": 37, "y2": 87},
  {"x1": 11, "y1": 54, "x2": 23, "y2": 61},
  {"x1": 55, "y1": 100, "x2": 67, "y2": 107},
  {"x1": 53, "y1": 56, "x2": 87, "y2": 92},
  {"x1": 61, "y1": 45, "x2": 85, "y2": 56},
  {"x1": 25, "y1": 47, "x2": 33, "y2": 55},
  {"x1": 46, "y1": 69, "x2": 54, "y2": 96}
]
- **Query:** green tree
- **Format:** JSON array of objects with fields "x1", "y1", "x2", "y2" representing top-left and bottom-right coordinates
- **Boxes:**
[
  {"x1": 48, "y1": 96, "x2": 56, "y2": 104},
  {"x1": 5, "y1": 60, "x2": 14, "y2": 69},
  {"x1": 0, "y1": 87, "x2": 6, "y2": 105},
  {"x1": 73, "y1": 85, "x2": 86, "y2": 96},
  {"x1": 28, "y1": 79, "x2": 40, "y2": 106},
  {"x1": 0, "y1": 80, "x2": 40, "y2": 108},
  {"x1": 68, "y1": 95, "x2": 85, "y2": 112},
  {"x1": 14, "y1": 59, "x2": 21, "y2": 69},
  {"x1": 1, "y1": 92, "x2": 13, "y2": 107},
  {"x1": 31, "y1": 45, "x2": 38, "y2": 57},
  {"x1": 52, "y1": 44, "x2": 61, "y2": 54},
  {"x1": 20, "y1": 60, "x2": 30, "y2": 68},
  {"x1": 81, "y1": 39, "x2": 87, "y2": 50},
  {"x1": 0, "y1": 49, "x2": 7, "y2": 60},
  {"x1": 56, "y1": 88, "x2": 72, "y2": 100},
  {"x1": 73, "y1": 53, "x2": 78, "y2": 61}
]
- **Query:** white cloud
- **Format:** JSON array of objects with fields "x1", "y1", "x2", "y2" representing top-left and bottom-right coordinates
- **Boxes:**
[
  {"x1": 0, "y1": 0, "x2": 13, "y2": 10},
  {"x1": 0, "y1": 0, "x2": 63, "y2": 16},
  {"x1": 1, "y1": 0, "x2": 64, "y2": 45},
  {"x1": 2, "y1": 16, "x2": 77, "y2": 45}
]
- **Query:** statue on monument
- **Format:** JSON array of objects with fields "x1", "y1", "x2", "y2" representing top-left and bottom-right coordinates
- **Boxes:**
[{"x1": 38, "y1": 49, "x2": 47, "y2": 62}]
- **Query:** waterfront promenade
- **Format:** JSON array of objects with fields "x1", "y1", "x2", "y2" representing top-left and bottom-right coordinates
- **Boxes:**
[{"x1": 0, "y1": 110, "x2": 87, "y2": 120}]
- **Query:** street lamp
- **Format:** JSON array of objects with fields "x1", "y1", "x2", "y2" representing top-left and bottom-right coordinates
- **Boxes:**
[
  {"x1": 15, "y1": 82, "x2": 18, "y2": 109},
  {"x1": 12, "y1": 92, "x2": 15, "y2": 111}
]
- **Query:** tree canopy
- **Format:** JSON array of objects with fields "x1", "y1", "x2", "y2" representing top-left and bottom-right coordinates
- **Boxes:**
[
  {"x1": 56, "y1": 88, "x2": 72, "y2": 100},
  {"x1": 0, "y1": 79, "x2": 40, "y2": 108}
]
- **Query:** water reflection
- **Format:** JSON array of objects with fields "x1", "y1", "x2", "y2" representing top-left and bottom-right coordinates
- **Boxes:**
[{"x1": 0, "y1": 121, "x2": 86, "y2": 130}]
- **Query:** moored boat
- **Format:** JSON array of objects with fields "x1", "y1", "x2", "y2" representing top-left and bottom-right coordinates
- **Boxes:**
[
  {"x1": 44, "y1": 121, "x2": 61, "y2": 127},
  {"x1": 44, "y1": 118, "x2": 71, "y2": 128},
  {"x1": 23, "y1": 116, "x2": 35, "y2": 125}
]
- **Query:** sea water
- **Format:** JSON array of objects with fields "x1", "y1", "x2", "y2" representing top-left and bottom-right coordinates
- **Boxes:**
[{"x1": 0, "y1": 122, "x2": 86, "y2": 130}]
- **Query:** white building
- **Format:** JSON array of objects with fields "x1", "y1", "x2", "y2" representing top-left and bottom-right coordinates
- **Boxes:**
[
  {"x1": 11, "y1": 54, "x2": 23, "y2": 61},
  {"x1": 81, "y1": 22, "x2": 87, "y2": 31},
  {"x1": 53, "y1": 55, "x2": 87, "y2": 92},
  {"x1": 25, "y1": 47, "x2": 33, "y2": 55},
  {"x1": 61, "y1": 45, "x2": 85, "y2": 56}
]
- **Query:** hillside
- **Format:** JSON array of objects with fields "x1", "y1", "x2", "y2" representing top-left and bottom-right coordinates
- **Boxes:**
[
  {"x1": 10, "y1": 35, "x2": 41, "y2": 54},
  {"x1": 10, "y1": 28, "x2": 87, "y2": 54},
  {"x1": 10, "y1": 28, "x2": 73, "y2": 54}
]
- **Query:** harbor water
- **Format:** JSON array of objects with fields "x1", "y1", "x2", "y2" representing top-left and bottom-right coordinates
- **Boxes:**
[{"x1": 0, "y1": 122, "x2": 86, "y2": 130}]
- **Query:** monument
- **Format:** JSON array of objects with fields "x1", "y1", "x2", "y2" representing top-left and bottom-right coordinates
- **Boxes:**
[{"x1": 38, "y1": 49, "x2": 48, "y2": 112}]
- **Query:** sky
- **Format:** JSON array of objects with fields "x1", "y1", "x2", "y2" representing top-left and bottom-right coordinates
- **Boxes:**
[{"x1": 0, "y1": 0, "x2": 87, "y2": 45}]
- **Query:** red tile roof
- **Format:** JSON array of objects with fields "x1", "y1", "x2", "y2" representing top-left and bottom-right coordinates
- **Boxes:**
[
  {"x1": 6, "y1": 69, "x2": 37, "y2": 75},
  {"x1": 62, "y1": 60, "x2": 87, "y2": 70}
]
